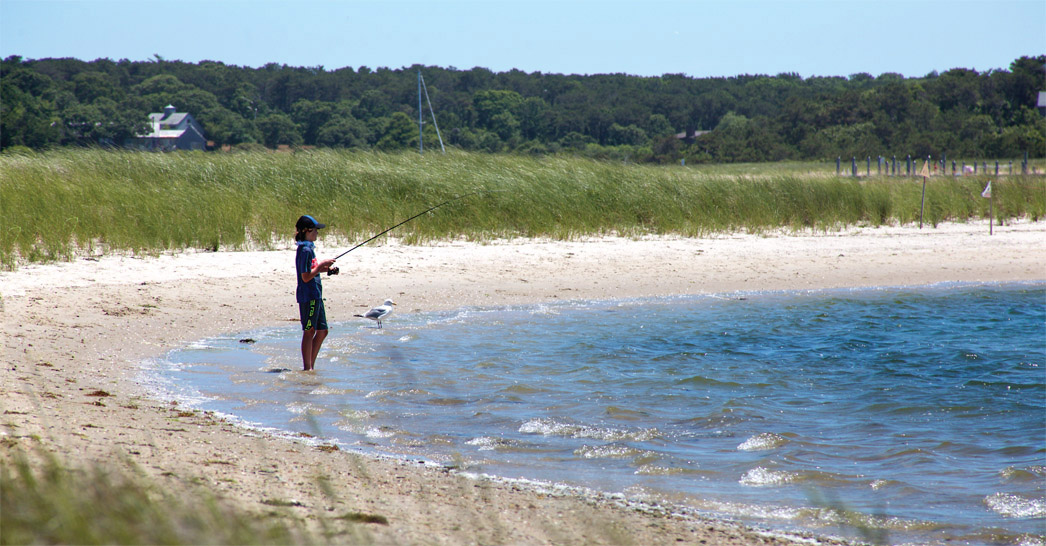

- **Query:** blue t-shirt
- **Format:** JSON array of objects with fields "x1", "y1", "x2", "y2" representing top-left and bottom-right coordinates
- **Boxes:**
[{"x1": 295, "y1": 241, "x2": 322, "y2": 303}]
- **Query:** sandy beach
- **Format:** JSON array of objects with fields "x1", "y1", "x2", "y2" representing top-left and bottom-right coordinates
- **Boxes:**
[{"x1": 2, "y1": 219, "x2": 1044, "y2": 545}]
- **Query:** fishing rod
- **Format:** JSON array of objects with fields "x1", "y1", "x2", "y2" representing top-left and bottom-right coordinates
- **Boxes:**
[{"x1": 328, "y1": 190, "x2": 493, "y2": 268}]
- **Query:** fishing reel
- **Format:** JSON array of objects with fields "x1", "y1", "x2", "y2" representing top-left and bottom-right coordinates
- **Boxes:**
[{"x1": 327, "y1": 266, "x2": 340, "y2": 276}]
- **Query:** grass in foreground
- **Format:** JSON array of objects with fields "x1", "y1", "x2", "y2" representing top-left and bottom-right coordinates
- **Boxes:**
[
  {"x1": 1, "y1": 148, "x2": 1043, "y2": 269},
  {"x1": 0, "y1": 444, "x2": 382, "y2": 545}
]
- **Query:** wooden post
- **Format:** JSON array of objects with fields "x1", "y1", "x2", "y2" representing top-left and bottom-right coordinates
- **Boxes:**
[
  {"x1": 919, "y1": 175, "x2": 927, "y2": 229},
  {"x1": 982, "y1": 181, "x2": 993, "y2": 235}
]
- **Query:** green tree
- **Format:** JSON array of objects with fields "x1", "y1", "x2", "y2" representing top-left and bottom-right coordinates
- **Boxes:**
[
  {"x1": 256, "y1": 112, "x2": 302, "y2": 148},
  {"x1": 199, "y1": 106, "x2": 257, "y2": 146},
  {"x1": 317, "y1": 117, "x2": 371, "y2": 148},
  {"x1": 473, "y1": 89, "x2": 523, "y2": 128},
  {"x1": 375, "y1": 112, "x2": 416, "y2": 150},
  {"x1": 644, "y1": 114, "x2": 674, "y2": 138},
  {"x1": 0, "y1": 84, "x2": 59, "y2": 148},
  {"x1": 607, "y1": 123, "x2": 648, "y2": 146},
  {"x1": 517, "y1": 96, "x2": 550, "y2": 140},
  {"x1": 72, "y1": 71, "x2": 122, "y2": 104}
]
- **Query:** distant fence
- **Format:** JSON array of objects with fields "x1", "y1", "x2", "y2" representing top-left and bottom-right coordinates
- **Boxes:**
[{"x1": 836, "y1": 151, "x2": 1036, "y2": 177}]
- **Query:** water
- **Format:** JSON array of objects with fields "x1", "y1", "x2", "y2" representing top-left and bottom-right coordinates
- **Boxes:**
[{"x1": 146, "y1": 283, "x2": 1046, "y2": 545}]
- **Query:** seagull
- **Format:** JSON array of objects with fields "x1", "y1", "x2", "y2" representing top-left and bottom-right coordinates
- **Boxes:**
[{"x1": 355, "y1": 299, "x2": 395, "y2": 328}]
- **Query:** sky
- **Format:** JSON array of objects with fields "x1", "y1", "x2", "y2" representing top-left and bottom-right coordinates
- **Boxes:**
[{"x1": 1, "y1": 0, "x2": 1043, "y2": 79}]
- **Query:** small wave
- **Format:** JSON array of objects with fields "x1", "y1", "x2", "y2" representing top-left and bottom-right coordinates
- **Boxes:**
[
  {"x1": 365, "y1": 388, "x2": 430, "y2": 399},
  {"x1": 573, "y1": 443, "x2": 655, "y2": 460},
  {"x1": 737, "y1": 432, "x2": 788, "y2": 451},
  {"x1": 740, "y1": 467, "x2": 799, "y2": 487},
  {"x1": 309, "y1": 386, "x2": 351, "y2": 396},
  {"x1": 466, "y1": 436, "x2": 552, "y2": 453},
  {"x1": 870, "y1": 479, "x2": 904, "y2": 490},
  {"x1": 501, "y1": 384, "x2": 544, "y2": 394},
  {"x1": 426, "y1": 397, "x2": 470, "y2": 406},
  {"x1": 985, "y1": 492, "x2": 1046, "y2": 518},
  {"x1": 287, "y1": 402, "x2": 325, "y2": 415},
  {"x1": 965, "y1": 379, "x2": 1046, "y2": 390},
  {"x1": 675, "y1": 375, "x2": 745, "y2": 388},
  {"x1": 338, "y1": 408, "x2": 377, "y2": 420},
  {"x1": 528, "y1": 304, "x2": 561, "y2": 316},
  {"x1": 467, "y1": 436, "x2": 511, "y2": 451},
  {"x1": 336, "y1": 421, "x2": 399, "y2": 439},
  {"x1": 635, "y1": 464, "x2": 714, "y2": 477},
  {"x1": 1001, "y1": 465, "x2": 1046, "y2": 483},
  {"x1": 519, "y1": 418, "x2": 660, "y2": 442},
  {"x1": 605, "y1": 406, "x2": 649, "y2": 420},
  {"x1": 1017, "y1": 535, "x2": 1046, "y2": 546}
]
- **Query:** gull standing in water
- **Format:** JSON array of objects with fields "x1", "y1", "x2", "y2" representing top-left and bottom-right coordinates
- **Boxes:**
[{"x1": 356, "y1": 299, "x2": 396, "y2": 328}]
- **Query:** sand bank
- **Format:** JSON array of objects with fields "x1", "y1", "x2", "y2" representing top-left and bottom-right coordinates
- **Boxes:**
[{"x1": 2, "y1": 220, "x2": 1043, "y2": 545}]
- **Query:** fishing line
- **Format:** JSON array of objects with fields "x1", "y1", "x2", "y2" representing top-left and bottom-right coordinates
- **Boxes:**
[{"x1": 331, "y1": 190, "x2": 498, "y2": 262}]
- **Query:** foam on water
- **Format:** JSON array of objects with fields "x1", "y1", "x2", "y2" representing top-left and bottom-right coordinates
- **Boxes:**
[{"x1": 145, "y1": 282, "x2": 1046, "y2": 545}]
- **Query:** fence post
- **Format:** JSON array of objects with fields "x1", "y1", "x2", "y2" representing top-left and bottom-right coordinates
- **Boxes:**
[
  {"x1": 952, "y1": 160, "x2": 957, "y2": 176},
  {"x1": 836, "y1": 157, "x2": 841, "y2": 175},
  {"x1": 867, "y1": 156, "x2": 871, "y2": 176},
  {"x1": 852, "y1": 157, "x2": 857, "y2": 177},
  {"x1": 906, "y1": 155, "x2": 911, "y2": 176},
  {"x1": 892, "y1": 155, "x2": 897, "y2": 176},
  {"x1": 1023, "y1": 150, "x2": 1028, "y2": 174}
]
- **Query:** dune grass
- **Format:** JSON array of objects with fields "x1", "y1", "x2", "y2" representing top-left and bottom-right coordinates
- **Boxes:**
[
  {"x1": 0, "y1": 445, "x2": 319, "y2": 545},
  {"x1": 1, "y1": 148, "x2": 1043, "y2": 269}
]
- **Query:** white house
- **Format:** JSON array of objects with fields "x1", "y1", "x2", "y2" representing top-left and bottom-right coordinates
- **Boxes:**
[{"x1": 130, "y1": 104, "x2": 207, "y2": 151}]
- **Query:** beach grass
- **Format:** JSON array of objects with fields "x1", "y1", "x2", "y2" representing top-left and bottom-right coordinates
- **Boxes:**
[
  {"x1": 0, "y1": 445, "x2": 325, "y2": 545},
  {"x1": 2, "y1": 148, "x2": 1043, "y2": 269}
]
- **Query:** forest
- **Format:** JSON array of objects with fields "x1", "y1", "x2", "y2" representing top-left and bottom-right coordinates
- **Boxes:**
[{"x1": 2, "y1": 54, "x2": 1043, "y2": 164}]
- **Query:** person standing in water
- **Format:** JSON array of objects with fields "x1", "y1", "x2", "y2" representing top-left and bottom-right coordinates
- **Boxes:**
[{"x1": 295, "y1": 215, "x2": 337, "y2": 371}]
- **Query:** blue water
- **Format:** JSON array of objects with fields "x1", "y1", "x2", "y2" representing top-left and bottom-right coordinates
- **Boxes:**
[{"x1": 147, "y1": 283, "x2": 1046, "y2": 545}]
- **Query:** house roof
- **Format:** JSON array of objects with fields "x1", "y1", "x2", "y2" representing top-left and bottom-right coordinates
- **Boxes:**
[
  {"x1": 139, "y1": 107, "x2": 205, "y2": 139},
  {"x1": 149, "y1": 130, "x2": 187, "y2": 139},
  {"x1": 149, "y1": 112, "x2": 190, "y2": 125}
]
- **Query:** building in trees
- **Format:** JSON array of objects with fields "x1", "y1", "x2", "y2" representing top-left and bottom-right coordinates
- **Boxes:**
[{"x1": 129, "y1": 104, "x2": 207, "y2": 151}]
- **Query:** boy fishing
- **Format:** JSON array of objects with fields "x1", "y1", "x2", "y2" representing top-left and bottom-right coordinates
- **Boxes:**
[{"x1": 295, "y1": 215, "x2": 337, "y2": 371}]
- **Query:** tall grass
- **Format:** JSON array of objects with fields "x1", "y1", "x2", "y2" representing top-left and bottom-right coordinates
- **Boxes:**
[
  {"x1": 1, "y1": 446, "x2": 317, "y2": 545},
  {"x1": 2, "y1": 148, "x2": 1043, "y2": 269}
]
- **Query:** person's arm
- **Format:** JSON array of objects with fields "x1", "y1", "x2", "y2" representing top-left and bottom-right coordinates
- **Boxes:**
[{"x1": 301, "y1": 258, "x2": 336, "y2": 283}]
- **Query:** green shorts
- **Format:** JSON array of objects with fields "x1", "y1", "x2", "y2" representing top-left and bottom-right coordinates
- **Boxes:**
[{"x1": 299, "y1": 299, "x2": 328, "y2": 331}]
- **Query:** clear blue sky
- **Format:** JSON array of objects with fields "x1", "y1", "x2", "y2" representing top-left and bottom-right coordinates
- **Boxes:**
[{"x1": 2, "y1": 0, "x2": 1043, "y2": 79}]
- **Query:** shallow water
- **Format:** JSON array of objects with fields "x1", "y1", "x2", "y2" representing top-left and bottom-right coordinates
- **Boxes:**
[{"x1": 146, "y1": 282, "x2": 1046, "y2": 545}]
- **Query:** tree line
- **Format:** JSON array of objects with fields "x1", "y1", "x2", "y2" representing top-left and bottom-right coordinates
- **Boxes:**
[{"x1": 2, "y1": 54, "x2": 1043, "y2": 164}]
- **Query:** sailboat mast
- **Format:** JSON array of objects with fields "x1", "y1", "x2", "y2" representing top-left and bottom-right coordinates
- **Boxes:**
[{"x1": 418, "y1": 70, "x2": 423, "y2": 154}]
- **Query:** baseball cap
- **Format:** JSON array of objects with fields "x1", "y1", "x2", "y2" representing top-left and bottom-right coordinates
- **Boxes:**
[{"x1": 296, "y1": 215, "x2": 326, "y2": 230}]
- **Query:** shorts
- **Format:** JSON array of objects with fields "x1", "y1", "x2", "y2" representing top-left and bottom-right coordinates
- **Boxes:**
[{"x1": 299, "y1": 299, "x2": 328, "y2": 331}]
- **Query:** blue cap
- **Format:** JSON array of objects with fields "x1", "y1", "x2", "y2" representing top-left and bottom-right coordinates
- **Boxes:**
[{"x1": 295, "y1": 215, "x2": 326, "y2": 230}]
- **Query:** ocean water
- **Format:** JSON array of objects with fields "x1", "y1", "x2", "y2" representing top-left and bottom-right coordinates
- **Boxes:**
[{"x1": 145, "y1": 283, "x2": 1046, "y2": 545}]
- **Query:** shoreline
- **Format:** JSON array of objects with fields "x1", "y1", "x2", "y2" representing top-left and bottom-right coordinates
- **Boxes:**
[{"x1": 3, "y1": 220, "x2": 1044, "y2": 545}]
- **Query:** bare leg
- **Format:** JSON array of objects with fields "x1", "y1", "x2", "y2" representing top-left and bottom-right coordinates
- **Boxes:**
[
  {"x1": 309, "y1": 329, "x2": 328, "y2": 369},
  {"x1": 301, "y1": 329, "x2": 317, "y2": 371}
]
